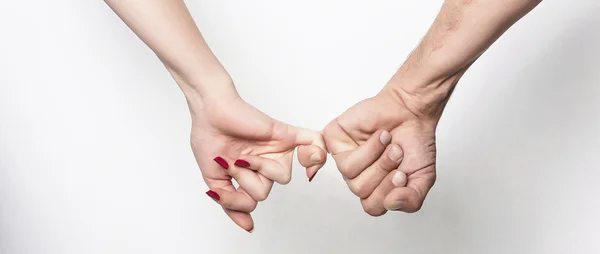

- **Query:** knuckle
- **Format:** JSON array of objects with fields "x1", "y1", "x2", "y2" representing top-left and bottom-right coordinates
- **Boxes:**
[
  {"x1": 338, "y1": 162, "x2": 353, "y2": 177},
  {"x1": 228, "y1": 168, "x2": 241, "y2": 179},
  {"x1": 279, "y1": 172, "x2": 292, "y2": 185},
  {"x1": 247, "y1": 201, "x2": 258, "y2": 212},
  {"x1": 404, "y1": 201, "x2": 424, "y2": 213},
  {"x1": 220, "y1": 197, "x2": 234, "y2": 208},
  {"x1": 321, "y1": 122, "x2": 336, "y2": 139},
  {"x1": 349, "y1": 181, "x2": 371, "y2": 199},
  {"x1": 254, "y1": 189, "x2": 269, "y2": 202},
  {"x1": 362, "y1": 202, "x2": 386, "y2": 217},
  {"x1": 374, "y1": 163, "x2": 390, "y2": 176}
]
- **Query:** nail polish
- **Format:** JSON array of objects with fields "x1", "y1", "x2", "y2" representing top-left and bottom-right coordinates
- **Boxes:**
[
  {"x1": 234, "y1": 159, "x2": 250, "y2": 168},
  {"x1": 213, "y1": 156, "x2": 229, "y2": 169},
  {"x1": 206, "y1": 190, "x2": 220, "y2": 201},
  {"x1": 308, "y1": 171, "x2": 318, "y2": 182}
]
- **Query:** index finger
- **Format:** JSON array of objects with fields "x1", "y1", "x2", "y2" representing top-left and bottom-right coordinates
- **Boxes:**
[{"x1": 329, "y1": 130, "x2": 392, "y2": 179}]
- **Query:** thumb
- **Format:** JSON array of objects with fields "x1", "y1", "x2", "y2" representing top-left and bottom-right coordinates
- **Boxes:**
[{"x1": 383, "y1": 168, "x2": 436, "y2": 213}]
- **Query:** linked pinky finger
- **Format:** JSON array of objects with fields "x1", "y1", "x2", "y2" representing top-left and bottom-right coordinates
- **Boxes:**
[{"x1": 297, "y1": 144, "x2": 327, "y2": 182}]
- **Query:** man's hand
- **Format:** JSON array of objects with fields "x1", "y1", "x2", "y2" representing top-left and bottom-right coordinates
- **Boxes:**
[
  {"x1": 324, "y1": 0, "x2": 541, "y2": 216},
  {"x1": 323, "y1": 88, "x2": 438, "y2": 215}
]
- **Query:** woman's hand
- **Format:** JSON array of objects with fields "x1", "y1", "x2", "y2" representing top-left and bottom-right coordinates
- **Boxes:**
[
  {"x1": 191, "y1": 94, "x2": 326, "y2": 231},
  {"x1": 103, "y1": 0, "x2": 327, "y2": 232}
]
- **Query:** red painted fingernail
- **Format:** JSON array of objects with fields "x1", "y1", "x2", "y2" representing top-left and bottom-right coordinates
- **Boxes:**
[
  {"x1": 213, "y1": 156, "x2": 229, "y2": 169},
  {"x1": 206, "y1": 190, "x2": 220, "y2": 201},
  {"x1": 234, "y1": 159, "x2": 250, "y2": 168},
  {"x1": 308, "y1": 171, "x2": 318, "y2": 182}
]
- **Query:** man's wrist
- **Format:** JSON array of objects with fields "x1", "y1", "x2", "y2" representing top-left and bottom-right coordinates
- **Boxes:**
[{"x1": 383, "y1": 53, "x2": 468, "y2": 119}]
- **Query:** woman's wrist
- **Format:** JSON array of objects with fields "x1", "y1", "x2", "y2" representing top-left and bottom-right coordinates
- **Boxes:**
[{"x1": 166, "y1": 66, "x2": 240, "y2": 117}]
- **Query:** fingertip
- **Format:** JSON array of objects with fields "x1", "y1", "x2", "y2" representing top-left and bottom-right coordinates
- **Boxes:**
[
  {"x1": 387, "y1": 144, "x2": 403, "y2": 163},
  {"x1": 224, "y1": 208, "x2": 255, "y2": 232},
  {"x1": 307, "y1": 161, "x2": 324, "y2": 182},
  {"x1": 206, "y1": 190, "x2": 220, "y2": 201},
  {"x1": 391, "y1": 171, "x2": 407, "y2": 187},
  {"x1": 379, "y1": 130, "x2": 391, "y2": 146},
  {"x1": 234, "y1": 159, "x2": 250, "y2": 168},
  {"x1": 214, "y1": 156, "x2": 229, "y2": 169},
  {"x1": 383, "y1": 187, "x2": 423, "y2": 213}
]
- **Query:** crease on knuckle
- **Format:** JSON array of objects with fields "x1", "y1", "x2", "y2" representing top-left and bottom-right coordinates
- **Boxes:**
[
  {"x1": 220, "y1": 197, "x2": 235, "y2": 208},
  {"x1": 338, "y1": 161, "x2": 355, "y2": 178},
  {"x1": 405, "y1": 203, "x2": 423, "y2": 213},
  {"x1": 248, "y1": 201, "x2": 258, "y2": 212},
  {"x1": 374, "y1": 162, "x2": 391, "y2": 177},
  {"x1": 279, "y1": 172, "x2": 292, "y2": 185},
  {"x1": 350, "y1": 181, "x2": 370, "y2": 199},
  {"x1": 254, "y1": 189, "x2": 269, "y2": 202},
  {"x1": 362, "y1": 201, "x2": 385, "y2": 217}
]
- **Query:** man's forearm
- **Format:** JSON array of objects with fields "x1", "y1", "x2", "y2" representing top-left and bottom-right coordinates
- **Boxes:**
[
  {"x1": 387, "y1": 0, "x2": 542, "y2": 117},
  {"x1": 104, "y1": 0, "x2": 236, "y2": 111}
]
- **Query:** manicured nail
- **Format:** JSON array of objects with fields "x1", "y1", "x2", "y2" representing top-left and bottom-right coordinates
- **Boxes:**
[
  {"x1": 309, "y1": 153, "x2": 322, "y2": 163},
  {"x1": 247, "y1": 227, "x2": 254, "y2": 233},
  {"x1": 392, "y1": 171, "x2": 407, "y2": 187},
  {"x1": 308, "y1": 171, "x2": 318, "y2": 182},
  {"x1": 205, "y1": 190, "x2": 220, "y2": 201},
  {"x1": 387, "y1": 145, "x2": 403, "y2": 162},
  {"x1": 213, "y1": 156, "x2": 229, "y2": 169},
  {"x1": 379, "y1": 130, "x2": 391, "y2": 145},
  {"x1": 234, "y1": 159, "x2": 250, "y2": 168},
  {"x1": 388, "y1": 200, "x2": 406, "y2": 210}
]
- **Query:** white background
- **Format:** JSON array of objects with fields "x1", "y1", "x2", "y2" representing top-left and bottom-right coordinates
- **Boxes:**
[{"x1": 1, "y1": 1, "x2": 600, "y2": 253}]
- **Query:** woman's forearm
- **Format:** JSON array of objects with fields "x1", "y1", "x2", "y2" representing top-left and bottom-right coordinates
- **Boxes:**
[
  {"x1": 388, "y1": 0, "x2": 542, "y2": 116},
  {"x1": 104, "y1": 0, "x2": 237, "y2": 112}
]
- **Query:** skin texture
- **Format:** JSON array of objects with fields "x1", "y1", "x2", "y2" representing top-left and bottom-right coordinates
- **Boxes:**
[
  {"x1": 323, "y1": 0, "x2": 542, "y2": 215},
  {"x1": 104, "y1": 0, "x2": 543, "y2": 228},
  {"x1": 190, "y1": 96, "x2": 326, "y2": 231},
  {"x1": 104, "y1": 0, "x2": 327, "y2": 231},
  {"x1": 323, "y1": 92, "x2": 436, "y2": 215}
]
